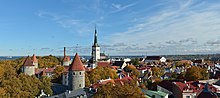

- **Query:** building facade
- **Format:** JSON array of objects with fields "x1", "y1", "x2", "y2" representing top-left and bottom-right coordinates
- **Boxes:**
[
  {"x1": 23, "y1": 56, "x2": 35, "y2": 75},
  {"x1": 68, "y1": 53, "x2": 85, "y2": 91}
]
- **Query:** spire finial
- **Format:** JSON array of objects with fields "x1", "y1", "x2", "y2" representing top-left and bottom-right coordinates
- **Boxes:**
[{"x1": 93, "y1": 25, "x2": 99, "y2": 47}]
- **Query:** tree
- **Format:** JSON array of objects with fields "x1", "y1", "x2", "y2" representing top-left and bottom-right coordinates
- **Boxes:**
[
  {"x1": 38, "y1": 55, "x2": 61, "y2": 68},
  {"x1": 200, "y1": 68, "x2": 209, "y2": 80},
  {"x1": 18, "y1": 74, "x2": 41, "y2": 97},
  {"x1": 39, "y1": 76, "x2": 53, "y2": 96},
  {"x1": 85, "y1": 72, "x2": 91, "y2": 87},
  {"x1": 185, "y1": 66, "x2": 208, "y2": 81},
  {"x1": 125, "y1": 65, "x2": 140, "y2": 78},
  {"x1": 130, "y1": 58, "x2": 140, "y2": 66},
  {"x1": 0, "y1": 60, "x2": 53, "y2": 97},
  {"x1": 87, "y1": 66, "x2": 118, "y2": 84},
  {"x1": 94, "y1": 81, "x2": 145, "y2": 98},
  {"x1": 151, "y1": 67, "x2": 164, "y2": 77},
  {"x1": 0, "y1": 65, "x2": 5, "y2": 82},
  {"x1": 52, "y1": 66, "x2": 65, "y2": 83},
  {"x1": 0, "y1": 87, "x2": 6, "y2": 97}
]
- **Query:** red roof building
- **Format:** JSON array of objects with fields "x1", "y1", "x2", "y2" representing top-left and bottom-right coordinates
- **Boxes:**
[
  {"x1": 23, "y1": 56, "x2": 35, "y2": 66},
  {"x1": 63, "y1": 56, "x2": 70, "y2": 62},
  {"x1": 69, "y1": 53, "x2": 85, "y2": 71},
  {"x1": 197, "y1": 83, "x2": 218, "y2": 98},
  {"x1": 172, "y1": 81, "x2": 218, "y2": 98},
  {"x1": 97, "y1": 61, "x2": 111, "y2": 67}
]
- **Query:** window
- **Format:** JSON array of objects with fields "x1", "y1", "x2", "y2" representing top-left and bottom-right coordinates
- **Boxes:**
[
  {"x1": 79, "y1": 84, "x2": 81, "y2": 87},
  {"x1": 80, "y1": 72, "x2": 81, "y2": 75},
  {"x1": 186, "y1": 96, "x2": 190, "y2": 98},
  {"x1": 73, "y1": 72, "x2": 75, "y2": 75}
]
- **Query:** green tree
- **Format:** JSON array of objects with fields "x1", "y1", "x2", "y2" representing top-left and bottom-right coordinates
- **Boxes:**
[
  {"x1": 85, "y1": 72, "x2": 91, "y2": 87},
  {"x1": 18, "y1": 74, "x2": 41, "y2": 97},
  {"x1": 130, "y1": 58, "x2": 140, "y2": 66},
  {"x1": 52, "y1": 66, "x2": 65, "y2": 83},
  {"x1": 39, "y1": 76, "x2": 53, "y2": 96}
]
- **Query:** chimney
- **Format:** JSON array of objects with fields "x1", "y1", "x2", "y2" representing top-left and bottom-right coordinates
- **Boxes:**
[{"x1": 64, "y1": 47, "x2": 66, "y2": 57}]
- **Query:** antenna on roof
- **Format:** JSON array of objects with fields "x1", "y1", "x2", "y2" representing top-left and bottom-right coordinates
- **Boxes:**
[
  {"x1": 75, "y1": 44, "x2": 79, "y2": 53},
  {"x1": 33, "y1": 49, "x2": 36, "y2": 55},
  {"x1": 27, "y1": 51, "x2": 30, "y2": 56}
]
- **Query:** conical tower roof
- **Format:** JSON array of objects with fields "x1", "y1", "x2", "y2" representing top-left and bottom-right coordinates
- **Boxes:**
[
  {"x1": 32, "y1": 54, "x2": 38, "y2": 63},
  {"x1": 69, "y1": 53, "x2": 85, "y2": 71},
  {"x1": 24, "y1": 56, "x2": 34, "y2": 66}
]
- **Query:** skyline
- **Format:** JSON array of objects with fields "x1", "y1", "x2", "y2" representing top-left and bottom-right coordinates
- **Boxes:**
[{"x1": 1, "y1": 0, "x2": 220, "y2": 56}]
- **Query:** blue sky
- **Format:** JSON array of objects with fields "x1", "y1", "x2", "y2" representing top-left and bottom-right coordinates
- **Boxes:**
[{"x1": 0, "y1": 0, "x2": 220, "y2": 56}]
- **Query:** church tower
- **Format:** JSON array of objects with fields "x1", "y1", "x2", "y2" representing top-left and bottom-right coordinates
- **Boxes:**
[
  {"x1": 68, "y1": 53, "x2": 85, "y2": 91},
  {"x1": 92, "y1": 27, "x2": 100, "y2": 63}
]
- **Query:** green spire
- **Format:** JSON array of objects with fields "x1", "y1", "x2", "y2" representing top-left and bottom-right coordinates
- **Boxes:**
[{"x1": 93, "y1": 26, "x2": 99, "y2": 47}]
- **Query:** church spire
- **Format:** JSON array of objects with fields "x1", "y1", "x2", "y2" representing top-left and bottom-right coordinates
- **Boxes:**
[{"x1": 93, "y1": 26, "x2": 99, "y2": 47}]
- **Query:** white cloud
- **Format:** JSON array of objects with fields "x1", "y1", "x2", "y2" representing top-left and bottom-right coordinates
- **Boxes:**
[
  {"x1": 105, "y1": 0, "x2": 220, "y2": 55},
  {"x1": 111, "y1": 2, "x2": 137, "y2": 13}
]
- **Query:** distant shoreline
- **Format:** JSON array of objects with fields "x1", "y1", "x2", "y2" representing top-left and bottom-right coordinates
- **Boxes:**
[{"x1": 0, "y1": 53, "x2": 220, "y2": 61}]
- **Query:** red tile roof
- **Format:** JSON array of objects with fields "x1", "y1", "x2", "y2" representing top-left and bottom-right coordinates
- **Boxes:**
[
  {"x1": 197, "y1": 91, "x2": 218, "y2": 98},
  {"x1": 97, "y1": 61, "x2": 111, "y2": 67},
  {"x1": 137, "y1": 66, "x2": 151, "y2": 70},
  {"x1": 35, "y1": 68, "x2": 42, "y2": 74},
  {"x1": 111, "y1": 66, "x2": 119, "y2": 70},
  {"x1": 180, "y1": 60, "x2": 192, "y2": 64},
  {"x1": 63, "y1": 56, "x2": 70, "y2": 62},
  {"x1": 174, "y1": 81, "x2": 217, "y2": 93},
  {"x1": 23, "y1": 56, "x2": 34, "y2": 66},
  {"x1": 69, "y1": 53, "x2": 85, "y2": 71},
  {"x1": 44, "y1": 67, "x2": 55, "y2": 73},
  {"x1": 31, "y1": 54, "x2": 38, "y2": 63}
]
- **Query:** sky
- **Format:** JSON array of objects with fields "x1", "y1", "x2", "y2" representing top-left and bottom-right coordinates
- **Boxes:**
[{"x1": 0, "y1": 0, "x2": 220, "y2": 56}]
